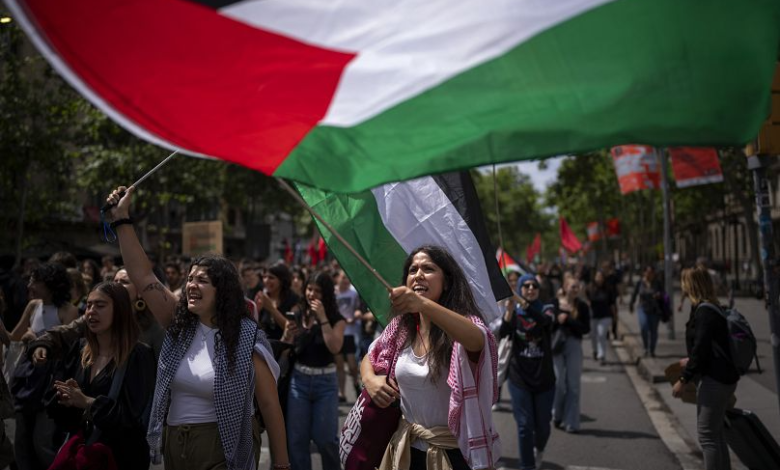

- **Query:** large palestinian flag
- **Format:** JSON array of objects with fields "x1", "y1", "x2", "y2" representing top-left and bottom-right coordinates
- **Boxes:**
[
  {"x1": 6, "y1": 0, "x2": 779, "y2": 192},
  {"x1": 296, "y1": 172, "x2": 512, "y2": 326}
]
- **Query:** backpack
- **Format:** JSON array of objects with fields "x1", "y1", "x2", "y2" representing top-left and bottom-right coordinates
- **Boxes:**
[{"x1": 699, "y1": 302, "x2": 757, "y2": 375}]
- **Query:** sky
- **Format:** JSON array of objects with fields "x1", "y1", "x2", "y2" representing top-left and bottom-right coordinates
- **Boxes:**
[{"x1": 480, "y1": 155, "x2": 565, "y2": 193}]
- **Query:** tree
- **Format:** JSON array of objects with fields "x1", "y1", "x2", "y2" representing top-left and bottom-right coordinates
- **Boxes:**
[
  {"x1": 0, "y1": 19, "x2": 85, "y2": 264},
  {"x1": 471, "y1": 167, "x2": 552, "y2": 260}
]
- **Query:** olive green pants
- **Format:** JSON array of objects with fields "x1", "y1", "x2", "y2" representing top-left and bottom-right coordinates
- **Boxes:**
[{"x1": 163, "y1": 420, "x2": 262, "y2": 470}]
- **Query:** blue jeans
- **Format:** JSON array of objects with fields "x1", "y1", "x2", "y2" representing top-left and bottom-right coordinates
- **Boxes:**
[
  {"x1": 508, "y1": 382, "x2": 554, "y2": 470},
  {"x1": 553, "y1": 337, "x2": 583, "y2": 431},
  {"x1": 637, "y1": 307, "x2": 660, "y2": 355},
  {"x1": 287, "y1": 370, "x2": 341, "y2": 470}
]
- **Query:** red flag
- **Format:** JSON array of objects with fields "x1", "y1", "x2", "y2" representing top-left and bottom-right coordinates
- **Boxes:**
[
  {"x1": 317, "y1": 236, "x2": 327, "y2": 265},
  {"x1": 586, "y1": 222, "x2": 602, "y2": 242},
  {"x1": 668, "y1": 147, "x2": 724, "y2": 188},
  {"x1": 560, "y1": 216, "x2": 582, "y2": 253},
  {"x1": 606, "y1": 218, "x2": 621, "y2": 239},
  {"x1": 526, "y1": 233, "x2": 541, "y2": 264},
  {"x1": 610, "y1": 145, "x2": 661, "y2": 194}
]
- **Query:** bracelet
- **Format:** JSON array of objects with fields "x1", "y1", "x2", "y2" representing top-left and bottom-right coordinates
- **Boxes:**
[
  {"x1": 110, "y1": 217, "x2": 134, "y2": 229},
  {"x1": 318, "y1": 320, "x2": 329, "y2": 327},
  {"x1": 273, "y1": 464, "x2": 291, "y2": 470}
]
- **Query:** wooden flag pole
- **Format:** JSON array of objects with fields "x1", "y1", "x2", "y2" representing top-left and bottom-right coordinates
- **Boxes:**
[{"x1": 275, "y1": 178, "x2": 394, "y2": 292}]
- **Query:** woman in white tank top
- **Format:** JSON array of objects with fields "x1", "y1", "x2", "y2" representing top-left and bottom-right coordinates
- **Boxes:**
[
  {"x1": 360, "y1": 246, "x2": 500, "y2": 470},
  {"x1": 9, "y1": 262, "x2": 78, "y2": 470}
]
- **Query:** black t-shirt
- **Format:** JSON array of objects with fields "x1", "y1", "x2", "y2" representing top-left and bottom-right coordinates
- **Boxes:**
[
  {"x1": 587, "y1": 285, "x2": 615, "y2": 319},
  {"x1": 498, "y1": 303, "x2": 555, "y2": 392},
  {"x1": 293, "y1": 308, "x2": 345, "y2": 367},
  {"x1": 259, "y1": 292, "x2": 300, "y2": 340}
]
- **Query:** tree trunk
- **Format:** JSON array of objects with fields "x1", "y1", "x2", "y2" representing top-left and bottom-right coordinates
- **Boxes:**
[{"x1": 13, "y1": 161, "x2": 30, "y2": 269}]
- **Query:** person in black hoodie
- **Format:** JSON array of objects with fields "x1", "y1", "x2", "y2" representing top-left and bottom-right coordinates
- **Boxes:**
[
  {"x1": 551, "y1": 275, "x2": 590, "y2": 433},
  {"x1": 499, "y1": 273, "x2": 555, "y2": 470},
  {"x1": 673, "y1": 267, "x2": 738, "y2": 470}
]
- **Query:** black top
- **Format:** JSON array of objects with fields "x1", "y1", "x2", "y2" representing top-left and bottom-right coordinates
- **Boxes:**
[
  {"x1": 682, "y1": 303, "x2": 739, "y2": 385},
  {"x1": 630, "y1": 279, "x2": 663, "y2": 315},
  {"x1": 260, "y1": 292, "x2": 300, "y2": 340},
  {"x1": 293, "y1": 308, "x2": 345, "y2": 367},
  {"x1": 499, "y1": 302, "x2": 555, "y2": 392},
  {"x1": 551, "y1": 298, "x2": 591, "y2": 339},
  {"x1": 587, "y1": 284, "x2": 616, "y2": 320},
  {"x1": 49, "y1": 342, "x2": 156, "y2": 470}
]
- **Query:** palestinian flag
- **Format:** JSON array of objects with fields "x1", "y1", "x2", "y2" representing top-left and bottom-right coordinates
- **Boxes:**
[
  {"x1": 496, "y1": 249, "x2": 522, "y2": 277},
  {"x1": 296, "y1": 172, "x2": 512, "y2": 326},
  {"x1": 6, "y1": 0, "x2": 779, "y2": 193}
]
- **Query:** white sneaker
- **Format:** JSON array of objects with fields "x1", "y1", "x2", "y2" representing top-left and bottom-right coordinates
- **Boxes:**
[{"x1": 534, "y1": 448, "x2": 544, "y2": 470}]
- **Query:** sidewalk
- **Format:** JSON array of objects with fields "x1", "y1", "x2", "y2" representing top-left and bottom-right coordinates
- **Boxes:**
[{"x1": 616, "y1": 292, "x2": 780, "y2": 469}]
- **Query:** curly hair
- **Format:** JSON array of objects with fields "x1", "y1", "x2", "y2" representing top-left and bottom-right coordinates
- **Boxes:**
[
  {"x1": 30, "y1": 263, "x2": 72, "y2": 308},
  {"x1": 396, "y1": 245, "x2": 483, "y2": 381},
  {"x1": 299, "y1": 271, "x2": 340, "y2": 321},
  {"x1": 169, "y1": 256, "x2": 246, "y2": 373}
]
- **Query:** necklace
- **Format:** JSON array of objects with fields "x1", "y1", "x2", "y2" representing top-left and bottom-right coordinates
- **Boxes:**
[{"x1": 199, "y1": 323, "x2": 216, "y2": 342}]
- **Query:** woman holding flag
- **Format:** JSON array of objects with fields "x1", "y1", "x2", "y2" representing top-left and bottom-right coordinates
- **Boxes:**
[
  {"x1": 361, "y1": 245, "x2": 500, "y2": 470},
  {"x1": 104, "y1": 186, "x2": 290, "y2": 470}
]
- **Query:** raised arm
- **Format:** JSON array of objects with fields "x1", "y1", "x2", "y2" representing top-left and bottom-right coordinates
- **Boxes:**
[
  {"x1": 10, "y1": 299, "x2": 39, "y2": 342},
  {"x1": 107, "y1": 186, "x2": 176, "y2": 329},
  {"x1": 390, "y1": 286, "x2": 485, "y2": 353}
]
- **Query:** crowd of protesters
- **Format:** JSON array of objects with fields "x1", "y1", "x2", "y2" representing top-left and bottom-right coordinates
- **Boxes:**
[{"x1": 0, "y1": 186, "x2": 743, "y2": 470}]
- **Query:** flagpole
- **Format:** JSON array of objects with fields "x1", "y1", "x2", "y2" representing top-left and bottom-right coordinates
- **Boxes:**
[
  {"x1": 100, "y1": 150, "x2": 180, "y2": 212},
  {"x1": 275, "y1": 178, "x2": 394, "y2": 292},
  {"x1": 658, "y1": 147, "x2": 676, "y2": 340},
  {"x1": 492, "y1": 165, "x2": 507, "y2": 268}
]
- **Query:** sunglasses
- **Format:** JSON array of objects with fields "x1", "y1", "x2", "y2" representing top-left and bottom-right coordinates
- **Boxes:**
[{"x1": 521, "y1": 283, "x2": 539, "y2": 289}]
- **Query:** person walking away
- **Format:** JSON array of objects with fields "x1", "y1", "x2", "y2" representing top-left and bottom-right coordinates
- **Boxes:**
[
  {"x1": 551, "y1": 276, "x2": 590, "y2": 433},
  {"x1": 361, "y1": 245, "x2": 500, "y2": 470},
  {"x1": 499, "y1": 273, "x2": 555, "y2": 470},
  {"x1": 673, "y1": 267, "x2": 739, "y2": 470},
  {"x1": 46, "y1": 282, "x2": 155, "y2": 470},
  {"x1": 10, "y1": 263, "x2": 78, "y2": 470},
  {"x1": 281, "y1": 271, "x2": 345, "y2": 470},
  {"x1": 105, "y1": 186, "x2": 289, "y2": 470},
  {"x1": 629, "y1": 266, "x2": 664, "y2": 357},
  {"x1": 587, "y1": 271, "x2": 616, "y2": 365},
  {"x1": 334, "y1": 271, "x2": 361, "y2": 402}
]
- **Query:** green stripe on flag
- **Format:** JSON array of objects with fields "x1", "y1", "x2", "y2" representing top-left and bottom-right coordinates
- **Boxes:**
[
  {"x1": 277, "y1": 0, "x2": 779, "y2": 192},
  {"x1": 295, "y1": 183, "x2": 407, "y2": 326}
]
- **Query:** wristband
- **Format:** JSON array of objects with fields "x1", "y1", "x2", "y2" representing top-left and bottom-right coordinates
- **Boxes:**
[{"x1": 110, "y1": 217, "x2": 134, "y2": 229}]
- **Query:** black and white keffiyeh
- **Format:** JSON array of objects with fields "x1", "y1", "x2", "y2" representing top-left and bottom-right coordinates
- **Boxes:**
[{"x1": 147, "y1": 317, "x2": 276, "y2": 469}]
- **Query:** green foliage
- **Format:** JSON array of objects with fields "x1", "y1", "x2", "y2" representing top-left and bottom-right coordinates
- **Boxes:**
[{"x1": 471, "y1": 167, "x2": 553, "y2": 259}]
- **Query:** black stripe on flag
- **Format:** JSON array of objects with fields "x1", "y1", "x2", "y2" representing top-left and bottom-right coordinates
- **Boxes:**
[
  {"x1": 187, "y1": 0, "x2": 245, "y2": 9},
  {"x1": 431, "y1": 172, "x2": 513, "y2": 302}
]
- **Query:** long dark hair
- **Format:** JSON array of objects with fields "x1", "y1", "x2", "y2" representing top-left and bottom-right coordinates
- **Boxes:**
[
  {"x1": 31, "y1": 263, "x2": 72, "y2": 308},
  {"x1": 397, "y1": 245, "x2": 483, "y2": 381},
  {"x1": 267, "y1": 262, "x2": 293, "y2": 303},
  {"x1": 169, "y1": 256, "x2": 245, "y2": 372},
  {"x1": 82, "y1": 282, "x2": 140, "y2": 370},
  {"x1": 300, "y1": 271, "x2": 339, "y2": 322}
]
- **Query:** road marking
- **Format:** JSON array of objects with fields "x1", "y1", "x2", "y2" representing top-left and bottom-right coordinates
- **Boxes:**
[{"x1": 581, "y1": 375, "x2": 608, "y2": 383}]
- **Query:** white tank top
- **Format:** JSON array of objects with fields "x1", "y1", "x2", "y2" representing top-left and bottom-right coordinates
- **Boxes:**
[
  {"x1": 167, "y1": 323, "x2": 218, "y2": 425},
  {"x1": 30, "y1": 303, "x2": 61, "y2": 335},
  {"x1": 395, "y1": 346, "x2": 452, "y2": 450}
]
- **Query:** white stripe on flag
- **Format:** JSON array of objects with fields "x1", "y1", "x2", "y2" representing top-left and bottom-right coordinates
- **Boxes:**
[
  {"x1": 371, "y1": 176, "x2": 501, "y2": 322},
  {"x1": 222, "y1": 0, "x2": 614, "y2": 126}
]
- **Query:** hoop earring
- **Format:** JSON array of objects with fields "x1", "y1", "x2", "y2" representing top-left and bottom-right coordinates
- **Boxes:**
[{"x1": 134, "y1": 298, "x2": 147, "y2": 312}]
